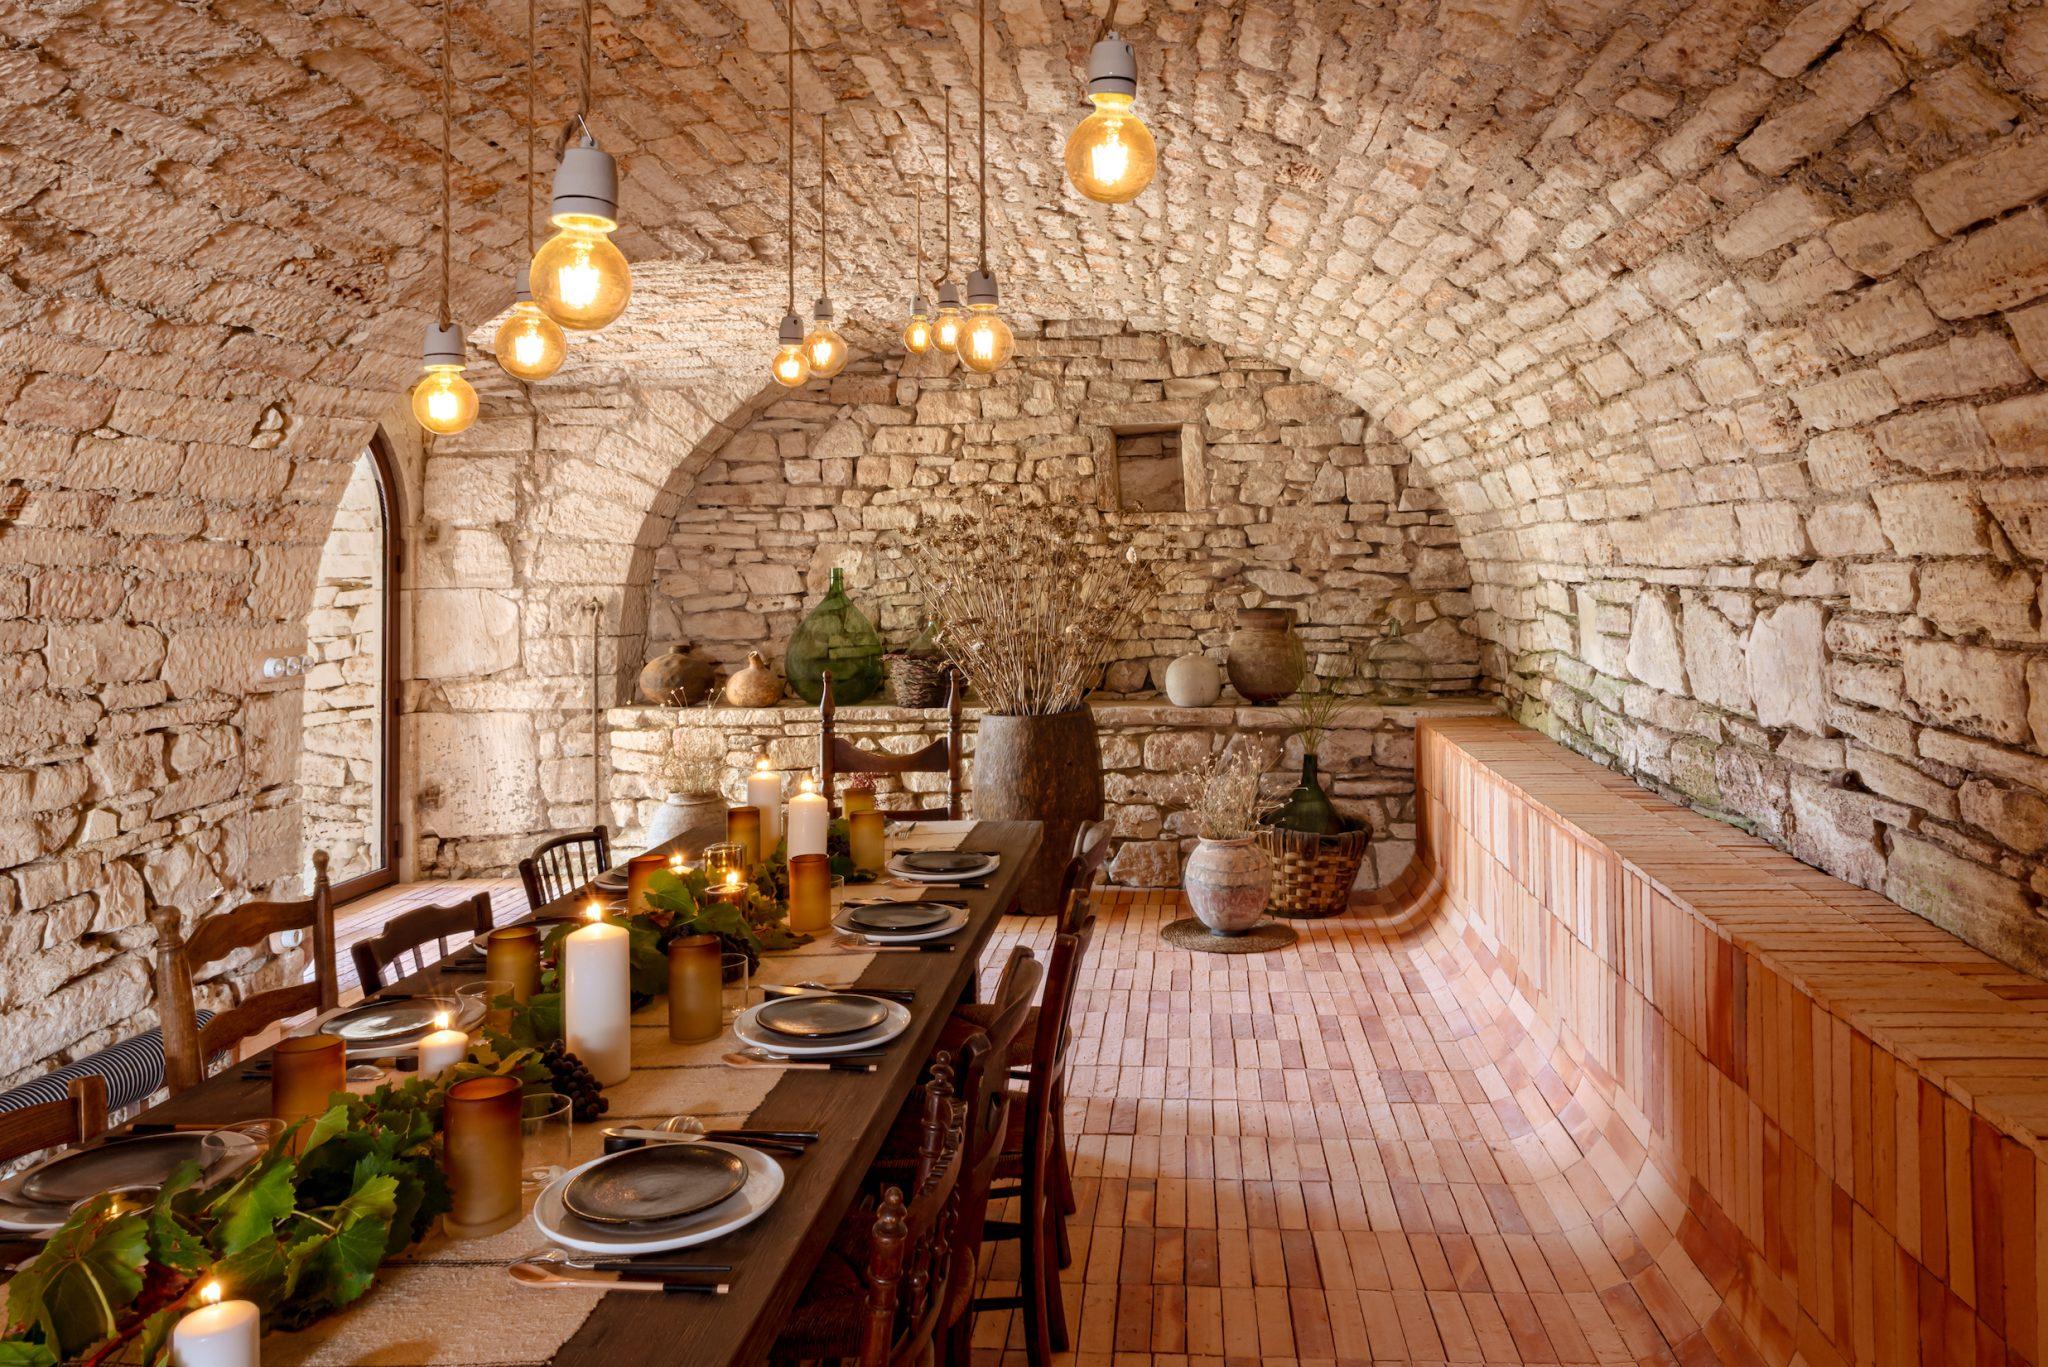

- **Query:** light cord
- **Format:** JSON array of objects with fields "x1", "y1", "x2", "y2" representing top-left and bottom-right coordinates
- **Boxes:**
[
  {"x1": 579, "y1": 0, "x2": 592, "y2": 118},
  {"x1": 818, "y1": 113, "x2": 827, "y2": 299},
  {"x1": 1093, "y1": 0, "x2": 1115, "y2": 47},
  {"x1": 439, "y1": 0, "x2": 452, "y2": 327},
  {"x1": 977, "y1": 0, "x2": 987, "y2": 274},
  {"x1": 785, "y1": 8, "x2": 796, "y2": 313},
  {"x1": 941, "y1": 87, "x2": 951, "y2": 283},
  {"x1": 525, "y1": 0, "x2": 535, "y2": 258}
]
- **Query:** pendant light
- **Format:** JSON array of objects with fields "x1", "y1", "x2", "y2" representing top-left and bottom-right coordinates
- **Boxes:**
[
  {"x1": 958, "y1": 0, "x2": 1014, "y2": 375},
  {"x1": 769, "y1": 7, "x2": 811, "y2": 388},
  {"x1": 931, "y1": 88, "x2": 963, "y2": 355},
  {"x1": 496, "y1": 0, "x2": 568, "y2": 381},
  {"x1": 901, "y1": 168, "x2": 933, "y2": 354},
  {"x1": 530, "y1": 0, "x2": 631, "y2": 330},
  {"x1": 802, "y1": 114, "x2": 849, "y2": 379},
  {"x1": 412, "y1": 0, "x2": 478, "y2": 437},
  {"x1": 1063, "y1": 4, "x2": 1155, "y2": 204}
]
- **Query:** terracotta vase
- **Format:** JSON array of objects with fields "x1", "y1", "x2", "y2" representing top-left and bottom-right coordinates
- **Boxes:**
[
  {"x1": 725, "y1": 650, "x2": 782, "y2": 707},
  {"x1": 1226, "y1": 608, "x2": 1305, "y2": 704},
  {"x1": 1182, "y1": 836, "x2": 1271, "y2": 936},
  {"x1": 639, "y1": 644, "x2": 718, "y2": 705},
  {"x1": 972, "y1": 709, "x2": 1104, "y2": 917}
]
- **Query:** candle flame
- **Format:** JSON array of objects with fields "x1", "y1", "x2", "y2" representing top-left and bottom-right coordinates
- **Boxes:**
[
  {"x1": 800, "y1": 776, "x2": 817, "y2": 794},
  {"x1": 754, "y1": 756, "x2": 772, "y2": 773},
  {"x1": 584, "y1": 901, "x2": 603, "y2": 922},
  {"x1": 434, "y1": 1012, "x2": 450, "y2": 1030},
  {"x1": 200, "y1": 1281, "x2": 222, "y2": 1306},
  {"x1": 724, "y1": 871, "x2": 741, "y2": 888}
]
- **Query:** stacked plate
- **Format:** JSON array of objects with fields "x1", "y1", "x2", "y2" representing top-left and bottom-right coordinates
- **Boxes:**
[
  {"x1": 310, "y1": 994, "x2": 482, "y2": 1060},
  {"x1": 593, "y1": 869, "x2": 629, "y2": 893},
  {"x1": 885, "y1": 850, "x2": 998, "y2": 882},
  {"x1": 831, "y1": 900, "x2": 968, "y2": 944},
  {"x1": 0, "y1": 1127, "x2": 263, "y2": 1234},
  {"x1": 535, "y1": 1142, "x2": 784, "y2": 1255},
  {"x1": 732, "y1": 994, "x2": 913, "y2": 1058}
]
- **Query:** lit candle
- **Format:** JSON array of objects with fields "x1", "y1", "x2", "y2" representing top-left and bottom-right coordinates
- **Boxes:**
[
  {"x1": 786, "y1": 776, "x2": 829, "y2": 860},
  {"x1": 563, "y1": 901, "x2": 631, "y2": 1086},
  {"x1": 667, "y1": 852, "x2": 690, "y2": 877},
  {"x1": 417, "y1": 1012, "x2": 467, "y2": 1078},
  {"x1": 717, "y1": 869, "x2": 746, "y2": 904},
  {"x1": 787, "y1": 854, "x2": 833, "y2": 934},
  {"x1": 746, "y1": 758, "x2": 782, "y2": 849},
  {"x1": 626, "y1": 851, "x2": 666, "y2": 914},
  {"x1": 848, "y1": 809, "x2": 886, "y2": 873},
  {"x1": 171, "y1": 1281, "x2": 259, "y2": 1367},
  {"x1": 726, "y1": 805, "x2": 762, "y2": 869},
  {"x1": 483, "y1": 924, "x2": 541, "y2": 1004}
]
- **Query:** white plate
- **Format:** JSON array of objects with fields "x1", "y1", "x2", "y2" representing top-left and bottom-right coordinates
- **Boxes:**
[
  {"x1": 830, "y1": 903, "x2": 968, "y2": 944},
  {"x1": 732, "y1": 999, "x2": 912, "y2": 1057},
  {"x1": 306, "y1": 994, "x2": 484, "y2": 1061},
  {"x1": 0, "y1": 1129, "x2": 263, "y2": 1234},
  {"x1": 884, "y1": 855, "x2": 998, "y2": 883},
  {"x1": 533, "y1": 1142, "x2": 783, "y2": 1255},
  {"x1": 593, "y1": 870, "x2": 629, "y2": 891}
]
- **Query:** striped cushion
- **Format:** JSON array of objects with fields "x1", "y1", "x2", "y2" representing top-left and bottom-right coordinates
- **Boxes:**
[{"x1": 0, "y1": 1012, "x2": 215, "y2": 1115}]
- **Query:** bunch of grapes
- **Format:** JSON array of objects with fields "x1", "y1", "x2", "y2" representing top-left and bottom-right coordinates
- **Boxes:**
[{"x1": 541, "y1": 1041, "x2": 609, "y2": 1123}]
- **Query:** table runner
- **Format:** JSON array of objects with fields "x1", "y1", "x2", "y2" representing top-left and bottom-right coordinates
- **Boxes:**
[{"x1": 266, "y1": 823, "x2": 971, "y2": 1366}]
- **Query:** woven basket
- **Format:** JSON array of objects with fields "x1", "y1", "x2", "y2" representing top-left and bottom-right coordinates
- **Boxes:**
[
  {"x1": 1257, "y1": 825, "x2": 1371, "y2": 919},
  {"x1": 887, "y1": 654, "x2": 953, "y2": 708}
]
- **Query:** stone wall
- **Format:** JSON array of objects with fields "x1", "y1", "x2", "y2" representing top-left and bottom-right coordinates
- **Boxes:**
[
  {"x1": 603, "y1": 697, "x2": 1502, "y2": 890},
  {"x1": 644, "y1": 327, "x2": 1485, "y2": 698},
  {"x1": 298, "y1": 452, "x2": 385, "y2": 884}
]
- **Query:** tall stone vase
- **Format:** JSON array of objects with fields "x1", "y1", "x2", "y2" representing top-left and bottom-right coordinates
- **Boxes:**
[{"x1": 972, "y1": 709, "x2": 1104, "y2": 917}]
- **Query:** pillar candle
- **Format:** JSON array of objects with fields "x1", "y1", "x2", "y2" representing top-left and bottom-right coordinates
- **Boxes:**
[
  {"x1": 627, "y1": 851, "x2": 667, "y2": 913},
  {"x1": 848, "y1": 809, "x2": 886, "y2": 873},
  {"x1": 746, "y1": 759, "x2": 782, "y2": 849},
  {"x1": 563, "y1": 901, "x2": 631, "y2": 1085},
  {"x1": 483, "y1": 924, "x2": 541, "y2": 1004},
  {"x1": 170, "y1": 1282, "x2": 258, "y2": 1367},
  {"x1": 725, "y1": 806, "x2": 762, "y2": 869},
  {"x1": 787, "y1": 853, "x2": 833, "y2": 934},
  {"x1": 666, "y1": 933, "x2": 723, "y2": 1043},
  {"x1": 271, "y1": 1035, "x2": 345, "y2": 1150},
  {"x1": 840, "y1": 788, "x2": 876, "y2": 817},
  {"x1": 417, "y1": 1013, "x2": 467, "y2": 1077},
  {"x1": 442, "y1": 1076, "x2": 523, "y2": 1239},
  {"x1": 786, "y1": 777, "x2": 829, "y2": 859}
]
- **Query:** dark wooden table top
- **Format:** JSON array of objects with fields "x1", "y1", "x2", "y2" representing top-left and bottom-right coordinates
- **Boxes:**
[{"x1": 133, "y1": 818, "x2": 1043, "y2": 1367}]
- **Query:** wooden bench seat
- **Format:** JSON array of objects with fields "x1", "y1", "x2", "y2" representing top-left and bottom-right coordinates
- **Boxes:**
[{"x1": 1369, "y1": 716, "x2": 2048, "y2": 1367}]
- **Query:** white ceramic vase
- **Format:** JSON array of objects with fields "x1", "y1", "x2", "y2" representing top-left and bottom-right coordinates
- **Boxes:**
[
  {"x1": 1163, "y1": 653, "x2": 1223, "y2": 707},
  {"x1": 1182, "y1": 836, "x2": 1271, "y2": 936}
]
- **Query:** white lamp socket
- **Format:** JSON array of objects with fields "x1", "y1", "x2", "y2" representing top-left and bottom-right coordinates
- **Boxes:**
[{"x1": 260, "y1": 655, "x2": 315, "y2": 681}]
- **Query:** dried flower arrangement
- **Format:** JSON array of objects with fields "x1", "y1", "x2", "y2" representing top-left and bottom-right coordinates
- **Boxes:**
[
  {"x1": 655, "y1": 725, "x2": 722, "y2": 797},
  {"x1": 899, "y1": 499, "x2": 1165, "y2": 717},
  {"x1": 1166, "y1": 748, "x2": 1267, "y2": 842},
  {"x1": 1283, "y1": 648, "x2": 1367, "y2": 758}
]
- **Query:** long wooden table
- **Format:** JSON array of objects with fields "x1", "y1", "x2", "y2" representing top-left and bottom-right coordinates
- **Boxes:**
[{"x1": 135, "y1": 818, "x2": 1043, "y2": 1366}]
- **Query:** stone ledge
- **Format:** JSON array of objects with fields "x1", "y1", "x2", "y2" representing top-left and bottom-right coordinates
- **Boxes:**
[{"x1": 606, "y1": 693, "x2": 1502, "y2": 730}]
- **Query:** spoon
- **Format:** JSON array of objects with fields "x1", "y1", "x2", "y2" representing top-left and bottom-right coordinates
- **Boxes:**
[
  {"x1": 722, "y1": 1051, "x2": 876, "y2": 1073},
  {"x1": 508, "y1": 1261, "x2": 728, "y2": 1295}
]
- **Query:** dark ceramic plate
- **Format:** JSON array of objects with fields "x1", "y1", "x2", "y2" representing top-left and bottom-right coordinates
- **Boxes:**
[
  {"x1": 563, "y1": 1144, "x2": 748, "y2": 1225},
  {"x1": 893, "y1": 851, "x2": 993, "y2": 875},
  {"x1": 755, "y1": 994, "x2": 893, "y2": 1039},
  {"x1": 844, "y1": 902, "x2": 953, "y2": 933},
  {"x1": 19, "y1": 1132, "x2": 228, "y2": 1206},
  {"x1": 318, "y1": 998, "x2": 456, "y2": 1044}
]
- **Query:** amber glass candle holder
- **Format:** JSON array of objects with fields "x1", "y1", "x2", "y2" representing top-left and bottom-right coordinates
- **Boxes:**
[
  {"x1": 627, "y1": 852, "x2": 667, "y2": 914},
  {"x1": 667, "y1": 934, "x2": 724, "y2": 1043},
  {"x1": 443, "y1": 1075, "x2": 524, "y2": 1238},
  {"x1": 483, "y1": 924, "x2": 542, "y2": 1004},
  {"x1": 271, "y1": 1035, "x2": 345, "y2": 1149},
  {"x1": 840, "y1": 788, "x2": 876, "y2": 817},
  {"x1": 701, "y1": 841, "x2": 744, "y2": 885},
  {"x1": 848, "y1": 810, "x2": 886, "y2": 873},
  {"x1": 787, "y1": 853, "x2": 834, "y2": 935},
  {"x1": 725, "y1": 806, "x2": 762, "y2": 868}
]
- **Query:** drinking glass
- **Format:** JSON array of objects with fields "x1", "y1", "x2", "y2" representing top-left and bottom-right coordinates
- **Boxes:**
[
  {"x1": 520, "y1": 1091, "x2": 573, "y2": 1190},
  {"x1": 722, "y1": 953, "x2": 754, "y2": 1023},
  {"x1": 458, "y1": 979, "x2": 513, "y2": 1033}
]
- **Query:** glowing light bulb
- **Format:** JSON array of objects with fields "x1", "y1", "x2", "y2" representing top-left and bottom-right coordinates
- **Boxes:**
[
  {"x1": 530, "y1": 217, "x2": 632, "y2": 331},
  {"x1": 1065, "y1": 93, "x2": 1156, "y2": 203},
  {"x1": 771, "y1": 343, "x2": 812, "y2": 387},
  {"x1": 934, "y1": 304, "x2": 963, "y2": 353},
  {"x1": 903, "y1": 311, "x2": 933, "y2": 354},
  {"x1": 411, "y1": 364, "x2": 478, "y2": 436},
  {"x1": 959, "y1": 305, "x2": 1014, "y2": 374},
  {"x1": 804, "y1": 323, "x2": 848, "y2": 378},
  {"x1": 493, "y1": 297, "x2": 567, "y2": 382}
]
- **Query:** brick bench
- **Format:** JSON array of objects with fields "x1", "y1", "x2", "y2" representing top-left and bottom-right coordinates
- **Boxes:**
[{"x1": 1374, "y1": 717, "x2": 2048, "y2": 1366}]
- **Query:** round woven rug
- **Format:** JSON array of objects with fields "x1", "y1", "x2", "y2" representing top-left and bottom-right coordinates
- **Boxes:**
[{"x1": 1161, "y1": 917, "x2": 1299, "y2": 954}]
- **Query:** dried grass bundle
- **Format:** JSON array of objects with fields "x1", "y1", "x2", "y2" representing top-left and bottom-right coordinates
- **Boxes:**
[
  {"x1": 656, "y1": 724, "x2": 721, "y2": 796},
  {"x1": 900, "y1": 499, "x2": 1165, "y2": 716},
  {"x1": 1167, "y1": 748, "x2": 1266, "y2": 842}
]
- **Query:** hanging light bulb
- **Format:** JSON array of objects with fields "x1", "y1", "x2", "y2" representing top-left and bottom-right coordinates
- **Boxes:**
[
  {"x1": 902, "y1": 293, "x2": 933, "y2": 354},
  {"x1": 804, "y1": 297, "x2": 848, "y2": 378},
  {"x1": 495, "y1": 287, "x2": 568, "y2": 380},
  {"x1": 958, "y1": 269, "x2": 1014, "y2": 374},
  {"x1": 771, "y1": 311, "x2": 812, "y2": 387},
  {"x1": 531, "y1": 136, "x2": 631, "y2": 330},
  {"x1": 1064, "y1": 32, "x2": 1156, "y2": 204},
  {"x1": 413, "y1": 322, "x2": 479, "y2": 435},
  {"x1": 933, "y1": 280, "x2": 964, "y2": 353}
]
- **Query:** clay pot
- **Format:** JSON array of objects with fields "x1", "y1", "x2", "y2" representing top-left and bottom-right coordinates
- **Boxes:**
[
  {"x1": 725, "y1": 651, "x2": 782, "y2": 708},
  {"x1": 972, "y1": 709, "x2": 1105, "y2": 917},
  {"x1": 1182, "y1": 837, "x2": 1271, "y2": 936},
  {"x1": 1163, "y1": 652, "x2": 1223, "y2": 708},
  {"x1": 639, "y1": 645, "x2": 718, "y2": 705},
  {"x1": 645, "y1": 792, "x2": 726, "y2": 847},
  {"x1": 1226, "y1": 608, "x2": 1305, "y2": 704}
]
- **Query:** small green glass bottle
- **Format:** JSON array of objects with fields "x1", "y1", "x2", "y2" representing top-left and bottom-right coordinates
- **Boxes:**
[
  {"x1": 785, "y1": 568, "x2": 885, "y2": 705},
  {"x1": 1269, "y1": 752, "x2": 1346, "y2": 835}
]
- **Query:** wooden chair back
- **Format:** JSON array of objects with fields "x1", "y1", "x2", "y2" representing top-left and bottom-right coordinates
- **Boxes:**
[
  {"x1": 1053, "y1": 821, "x2": 1112, "y2": 931},
  {"x1": 0, "y1": 1076, "x2": 108, "y2": 1167},
  {"x1": 1024, "y1": 917, "x2": 1093, "y2": 1150},
  {"x1": 150, "y1": 852, "x2": 339, "y2": 1094},
  {"x1": 350, "y1": 891, "x2": 496, "y2": 993},
  {"x1": 861, "y1": 1053, "x2": 967, "y2": 1367},
  {"x1": 518, "y1": 825, "x2": 612, "y2": 911},
  {"x1": 820, "y1": 669, "x2": 964, "y2": 820}
]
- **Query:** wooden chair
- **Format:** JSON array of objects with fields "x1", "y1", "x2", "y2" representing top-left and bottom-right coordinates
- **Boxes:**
[
  {"x1": 970, "y1": 915, "x2": 1095, "y2": 1363},
  {"x1": 772, "y1": 1055, "x2": 968, "y2": 1366},
  {"x1": 150, "y1": 852, "x2": 339, "y2": 1094},
  {"x1": 518, "y1": 825, "x2": 612, "y2": 911},
  {"x1": 820, "y1": 668, "x2": 964, "y2": 819},
  {"x1": 0, "y1": 1075, "x2": 108, "y2": 1167},
  {"x1": 350, "y1": 891, "x2": 496, "y2": 993},
  {"x1": 1052, "y1": 819, "x2": 1112, "y2": 928}
]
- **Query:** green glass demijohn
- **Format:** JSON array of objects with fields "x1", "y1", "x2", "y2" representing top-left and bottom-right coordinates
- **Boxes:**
[
  {"x1": 785, "y1": 567, "x2": 885, "y2": 705},
  {"x1": 1270, "y1": 753, "x2": 1346, "y2": 835}
]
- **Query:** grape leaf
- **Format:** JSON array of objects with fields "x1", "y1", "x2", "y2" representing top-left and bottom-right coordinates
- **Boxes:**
[
  {"x1": 145, "y1": 1163, "x2": 210, "y2": 1273},
  {"x1": 526, "y1": 991, "x2": 564, "y2": 1042},
  {"x1": 0, "y1": 1341, "x2": 57, "y2": 1366},
  {"x1": 211, "y1": 1158, "x2": 298, "y2": 1255},
  {"x1": 4, "y1": 1198, "x2": 147, "y2": 1358}
]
